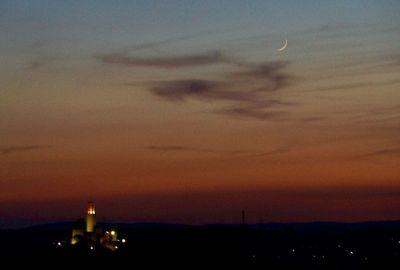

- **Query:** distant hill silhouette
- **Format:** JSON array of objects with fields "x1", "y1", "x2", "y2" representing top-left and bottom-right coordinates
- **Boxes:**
[{"x1": 10, "y1": 219, "x2": 400, "y2": 233}]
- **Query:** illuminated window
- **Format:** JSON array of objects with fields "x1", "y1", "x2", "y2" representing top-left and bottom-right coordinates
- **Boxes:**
[{"x1": 87, "y1": 201, "x2": 96, "y2": 215}]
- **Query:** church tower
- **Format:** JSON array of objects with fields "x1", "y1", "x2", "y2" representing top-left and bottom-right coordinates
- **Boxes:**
[{"x1": 86, "y1": 200, "x2": 96, "y2": 233}]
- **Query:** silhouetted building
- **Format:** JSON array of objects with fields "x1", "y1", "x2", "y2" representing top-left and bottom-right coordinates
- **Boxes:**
[{"x1": 68, "y1": 201, "x2": 126, "y2": 251}]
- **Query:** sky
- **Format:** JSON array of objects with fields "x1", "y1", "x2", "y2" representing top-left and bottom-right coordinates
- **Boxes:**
[{"x1": 1, "y1": 1, "x2": 399, "y2": 228}]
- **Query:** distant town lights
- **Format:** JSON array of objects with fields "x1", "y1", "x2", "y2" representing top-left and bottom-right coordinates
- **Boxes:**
[{"x1": 111, "y1": 230, "x2": 116, "y2": 235}]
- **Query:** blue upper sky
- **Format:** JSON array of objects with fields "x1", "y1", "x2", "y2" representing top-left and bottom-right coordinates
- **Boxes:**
[{"x1": 1, "y1": 0, "x2": 399, "y2": 56}]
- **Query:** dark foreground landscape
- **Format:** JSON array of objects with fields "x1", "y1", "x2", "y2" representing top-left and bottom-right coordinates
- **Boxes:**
[{"x1": 1, "y1": 221, "x2": 400, "y2": 269}]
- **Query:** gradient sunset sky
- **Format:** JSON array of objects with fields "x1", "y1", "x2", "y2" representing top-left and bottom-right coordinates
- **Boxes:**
[{"x1": 1, "y1": 1, "x2": 399, "y2": 227}]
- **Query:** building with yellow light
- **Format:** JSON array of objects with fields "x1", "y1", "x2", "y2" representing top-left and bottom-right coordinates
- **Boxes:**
[{"x1": 68, "y1": 201, "x2": 126, "y2": 251}]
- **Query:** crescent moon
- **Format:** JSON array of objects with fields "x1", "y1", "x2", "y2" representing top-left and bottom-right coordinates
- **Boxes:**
[{"x1": 277, "y1": 39, "x2": 288, "y2": 51}]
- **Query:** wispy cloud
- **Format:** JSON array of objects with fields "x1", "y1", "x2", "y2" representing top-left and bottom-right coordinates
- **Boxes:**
[
  {"x1": 96, "y1": 50, "x2": 227, "y2": 69},
  {"x1": 146, "y1": 145, "x2": 194, "y2": 152},
  {"x1": 227, "y1": 61, "x2": 294, "y2": 91},
  {"x1": 217, "y1": 100, "x2": 295, "y2": 120},
  {"x1": 97, "y1": 40, "x2": 297, "y2": 120},
  {"x1": 146, "y1": 145, "x2": 288, "y2": 157},
  {"x1": 313, "y1": 23, "x2": 351, "y2": 33},
  {"x1": 151, "y1": 80, "x2": 222, "y2": 101},
  {"x1": 362, "y1": 148, "x2": 400, "y2": 158},
  {"x1": 148, "y1": 61, "x2": 296, "y2": 120},
  {"x1": 27, "y1": 56, "x2": 60, "y2": 70},
  {"x1": 254, "y1": 146, "x2": 290, "y2": 157},
  {"x1": 218, "y1": 107, "x2": 286, "y2": 121},
  {"x1": 310, "y1": 79, "x2": 400, "y2": 93},
  {"x1": 223, "y1": 146, "x2": 290, "y2": 157},
  {"x1": 146, "y1": 145, "x2": 216, "y2": 154},
  {"x1": 346, "y1": 147, "x2": 400, "y2": 160},
  {"x1": 0, "y1": 145, "x2": 52, "y2": 154},
  {"x1": 120, "y1": 34, "x2": 200, "y2": 54}
]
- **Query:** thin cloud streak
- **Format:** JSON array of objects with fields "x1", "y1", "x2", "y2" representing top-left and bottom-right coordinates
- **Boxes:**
[
  {"x1": 96, "y1": 50, "x2": 228, "y2": 69},
  {"x1": 345, "y1": 148, "x2": 400, "y2": 161},
  {"x1": 146, "y1": 145, "x2": 194, "y2": 152},
  {"x1": 0, "y1": 145, "x2": 52, "y2": 154},
  {"x1": 216, "y1": 100, "x2": 297, "y2": 120},
  {"x1": 123, "y1": 35, "x2": 194, "y2": 53},
  {"x1": 146, "y1": 145, "x2": 288, "y2": 157},
  {"x1": 310, "y1": 79, "x2": 400, "y2": 93},
  {"x1": 146, "y1": 145, "x2": 217, "y2": 155},
  {"x1": 218, "y1": 107, "x2": 287, "y2": 120},
  {"x1": 362, "y1": 148, "x2": 400, "y2": 157}
]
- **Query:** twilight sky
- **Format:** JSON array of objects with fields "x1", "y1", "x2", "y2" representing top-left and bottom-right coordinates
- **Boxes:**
[{"x1": 1, "y1": 1, "x2": 399, "y2": 227}]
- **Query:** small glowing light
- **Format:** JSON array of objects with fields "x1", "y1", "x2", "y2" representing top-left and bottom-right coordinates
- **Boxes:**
[
  {"x1": 350, "y1": 251, "x2": 354, "y2": 255},
  {"x1": 106, "y1": 231, "x2": 109, "y2": 234},
  {"x1": 90, "y1": 246, "x2": 94, "y2": 250},
  {"x1": 57, "y1": 242, "x2": 62, "y2": 246},
  {"x1": 115, "y1": 245, "x2": 118, "y2": 249},
  {"x1": 122, "y1": 239, "x2": 126, "y2": 243},
  {"x1": 111, "y1": 230, "x2": 116, "y2": 235},
  {"x1": 337, "y1": 244, "x2": 341, "y2": 248},
  {"x1": 291, "y1": 249, "x2": 295, "y2": 253}
]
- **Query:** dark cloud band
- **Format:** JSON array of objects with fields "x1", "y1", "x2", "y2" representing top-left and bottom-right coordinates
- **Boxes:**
[{"x1": 148, "y1": 61, "x2": 296, "y2": 120}]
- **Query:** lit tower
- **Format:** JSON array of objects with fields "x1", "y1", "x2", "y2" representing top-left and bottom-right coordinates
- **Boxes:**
[{"x1": 86, "y1": 200, "x2": 96, "y2": 233}]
